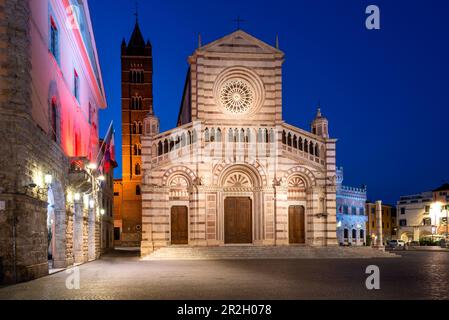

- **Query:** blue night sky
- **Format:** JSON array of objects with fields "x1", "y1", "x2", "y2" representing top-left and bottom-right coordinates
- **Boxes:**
[{"x1": 89, "y1": 0, "x2": 449, "y2": 205}]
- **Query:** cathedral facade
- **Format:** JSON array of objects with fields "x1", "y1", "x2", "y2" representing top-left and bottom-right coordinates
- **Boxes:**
[{"x1": 141, "y1": 30, "x2": 338, "y2": 256}]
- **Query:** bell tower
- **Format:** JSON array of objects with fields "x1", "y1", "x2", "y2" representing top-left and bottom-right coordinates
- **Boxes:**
[
  {"x1": 311, "y1": 106, "x2": 329, "y2": 138},
  {"x1": 116, "y1": 17, "x2": 153, "y2": 246}
]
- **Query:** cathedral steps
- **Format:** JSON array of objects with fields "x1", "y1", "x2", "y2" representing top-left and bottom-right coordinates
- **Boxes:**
[{"x1": 142, "y1": 246, "x2": 398, "y2": 260}]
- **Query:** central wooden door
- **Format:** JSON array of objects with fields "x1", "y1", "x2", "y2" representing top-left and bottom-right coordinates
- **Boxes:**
[
  {"x1": 171, "y1": 206, "x2": 188, "y2": 245},
  {"x1": 289, "y1": 206, "x2": 305, "y2": 244},
  {"x1": 225, "y1": 197, "x2": 252, "y2": 244}
]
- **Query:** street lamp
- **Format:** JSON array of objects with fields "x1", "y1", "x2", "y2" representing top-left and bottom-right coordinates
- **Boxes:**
[
  {"x1": 87, "y1": 163, "x2": 97, "y2": 170},
  {"x1": 430, "y1": 202, "x2": 442, "y2": 231},
  {"x1": 44, "y1": 174, "x2": 53, "y2": 185}
]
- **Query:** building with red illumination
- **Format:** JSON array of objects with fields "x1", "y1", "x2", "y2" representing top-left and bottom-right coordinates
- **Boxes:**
[{"x1": 0, "y1": 0, "x2": 108, "y2": 284}]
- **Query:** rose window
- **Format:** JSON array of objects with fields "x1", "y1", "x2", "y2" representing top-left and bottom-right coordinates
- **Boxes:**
[{"x1": 219, "y1": 79, "x2": 254, "y2": 114}]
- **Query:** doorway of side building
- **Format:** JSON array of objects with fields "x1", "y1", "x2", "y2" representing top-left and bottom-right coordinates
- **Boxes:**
[
  {"x1": 47, "y1": 187, "x2": 56, "y2": 270},
  {"x1": 224, "y1": 197, "x2": 253, "y2": 244},
  {"x1": 171, "y1": 206, "x2": 188, "y2": 245},
  {"x1": 289, "y1": 205, "x2": 306, "y2": 244}
]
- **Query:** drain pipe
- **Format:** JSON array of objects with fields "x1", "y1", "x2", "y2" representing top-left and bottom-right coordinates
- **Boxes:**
[{"x1": 12, "y1": 201, "x2": 17, "y2": 283}]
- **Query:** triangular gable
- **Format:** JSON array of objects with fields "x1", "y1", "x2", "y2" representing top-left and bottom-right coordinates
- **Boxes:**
[{"x1": 199, "y1": 30, "x2": 283, "y2": 55}]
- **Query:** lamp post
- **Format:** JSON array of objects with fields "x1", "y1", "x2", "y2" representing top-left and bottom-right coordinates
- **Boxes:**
[{"x1": 444, "y1": 205, "x2": 449, "y2": 242}]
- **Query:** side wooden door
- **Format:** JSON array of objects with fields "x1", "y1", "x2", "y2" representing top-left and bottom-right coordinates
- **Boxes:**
[{"x1": 171, "y1": 206, "x2": 188, "y2": 245}]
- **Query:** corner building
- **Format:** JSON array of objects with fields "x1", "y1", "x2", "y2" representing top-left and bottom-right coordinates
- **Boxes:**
[
  {"x1": 141, "y1": 30, "x2": 338, "y2": 256},
  {"x1": 0, "y1": 0, "x2": 107, "y2": 283}
]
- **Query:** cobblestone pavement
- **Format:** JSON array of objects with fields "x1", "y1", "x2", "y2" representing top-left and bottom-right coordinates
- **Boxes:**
[{"x1": 0, "y1": 250, "x2": 448, "y2": 300}]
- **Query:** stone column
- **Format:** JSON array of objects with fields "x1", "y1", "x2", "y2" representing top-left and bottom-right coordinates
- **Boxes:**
[
  {"x1": 374, "y1": 200, "x2": 384, "y2": 249},
  {"x1": 87, "y1": 207, "x2": 96, "y2": 261},
  {"x1": 73, "y1": 201, "x2": 84, "y2": 264},
  {"x1": 274, "y1": 186, "x2": 288, "y2": 246},
  {"x1": 52, "y1": 209, "x2": 67, "y2": 269}
]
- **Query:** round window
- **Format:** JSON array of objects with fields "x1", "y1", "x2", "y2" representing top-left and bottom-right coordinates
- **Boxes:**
[{"x1": 219, "y1": 79, "x2": 255, "y2": 114}]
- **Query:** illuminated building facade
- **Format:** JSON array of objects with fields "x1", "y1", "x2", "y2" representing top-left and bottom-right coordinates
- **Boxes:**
[
  {"x1": 335, "y1": 168, "x2": 368, "y2": 246},
  {"x1": 140, "y1": 30, "x2": 338, "y2": 257},
  {"x1": 397, "y1": 184, "x2": 449, "y2": 243},
  {"x1": 0, "y1": 0, "x2": 107, "y2": 283},
  {"x1": 113, "y1": 18, "x2": 153, "y2": 247}
]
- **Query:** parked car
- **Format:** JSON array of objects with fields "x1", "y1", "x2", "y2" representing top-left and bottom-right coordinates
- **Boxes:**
[{"x1": 388, "y1": 240, "x2": 405, "y2": 249}]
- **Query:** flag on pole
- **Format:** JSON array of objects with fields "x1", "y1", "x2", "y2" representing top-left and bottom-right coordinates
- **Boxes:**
[{"x1": 97, "y1": 122, "x2": 116, "y2": 174}]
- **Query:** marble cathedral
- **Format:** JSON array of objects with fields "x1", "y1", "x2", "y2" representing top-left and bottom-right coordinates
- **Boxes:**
[{"x1": 140, "y1": 30, "x2": 338, "y2": 256}]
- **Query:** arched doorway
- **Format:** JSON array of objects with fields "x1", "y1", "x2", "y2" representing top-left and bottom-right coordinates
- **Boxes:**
[
  {"x1": 224, "y1": 197, "x2": 252, "y2": 244},
  {"x1": 217, "y1": 164, "x2": 265, "y2": 245},
  {"x1": 171, "y1": 206, "x2": 188, "y2": 245},
  {"x1": 47, "y1": 181, "x2": 66, "y2": 270},
  {"x1": 289, "y1": 206, "x2": 305, "y2": 244}
]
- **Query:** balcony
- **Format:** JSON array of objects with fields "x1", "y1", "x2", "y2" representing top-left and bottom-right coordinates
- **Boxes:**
[
  {"x1": 145, "y1": 122, "x2": 327, "y2": 168},
  {"x1": 69, "y1": 157, "x2": 92, "y2": 193}
]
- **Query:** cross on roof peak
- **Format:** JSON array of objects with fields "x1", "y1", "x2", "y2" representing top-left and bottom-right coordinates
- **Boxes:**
[
  {"x1": 233, "y1": 16, "x2": 245, "y2": 30},
  {"x1": 134, "y1": 1, "x2": 139, "y2": 23}
]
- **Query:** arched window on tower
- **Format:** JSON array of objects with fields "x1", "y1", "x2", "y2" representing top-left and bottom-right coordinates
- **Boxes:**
[
  {"x1": 135, "y1": 163, "x2": 141, "y2": 176},
  {"x1": 132, "y1": 122, "x2": 137, "y2": 134},
  {"x1": 139, "y1": 70, "x2": 144, "y2": 83},
  {"x1": 130, "y1": 70, "x2": 144, "y2": 84},
  {"x1": 136, "y1": 185, "x2": 141, "y2": 196},
  {"x1": 138, "y1": 122, "x2": 143, "y2": 134},
  {"x1": 131, "y1": 96, "x2": 142, "y2": 110},
  {"x1": 216, "y1": 129, "x2": 222, "y2": 142}
]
